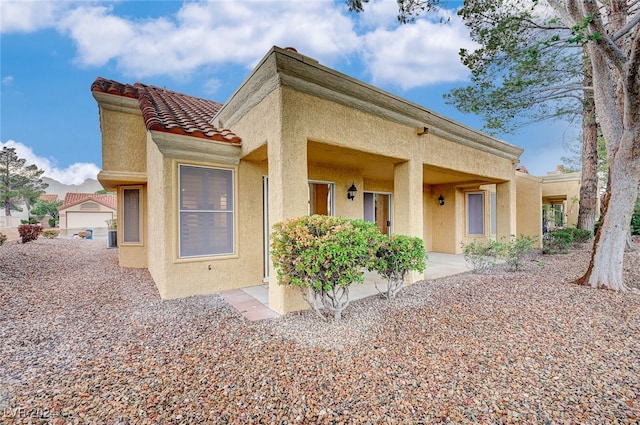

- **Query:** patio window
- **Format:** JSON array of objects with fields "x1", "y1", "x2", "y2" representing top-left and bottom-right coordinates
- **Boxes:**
[
  {"x1": 122, "y1": 187, "x2": 141, "y2": 244},
  {"x1": 467, "y1": 192, "x2": 485, "y2": 236},
  {"x1": 179, "y1": 165, "x2": 234, "y2": 258}
]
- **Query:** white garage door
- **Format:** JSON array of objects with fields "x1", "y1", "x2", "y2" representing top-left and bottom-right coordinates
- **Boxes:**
[{"x1": 67, "y1": 212, "x2": 114, "y2": 229}]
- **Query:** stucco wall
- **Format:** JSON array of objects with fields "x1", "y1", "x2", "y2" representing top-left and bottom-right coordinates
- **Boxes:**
[
  {"x1": 98, "y1": 102, "x2": 147, "y2": 186},
  {"x1": 516, "y1": 172, "x2": 543, "y2": 246}
]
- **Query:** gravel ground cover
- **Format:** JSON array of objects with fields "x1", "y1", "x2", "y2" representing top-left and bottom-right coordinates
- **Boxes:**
[{"x1": 0, "y1": 238, "x2": 639, "y2": 424}]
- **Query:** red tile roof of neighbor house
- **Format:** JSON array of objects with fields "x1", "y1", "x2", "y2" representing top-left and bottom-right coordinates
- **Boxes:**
[
  {"x1": 39, "y1": 194, "x2": 59, "y2": 203},
  {"x1": 91, "y1": 77, "x2": 241, "y2": 144},
  {"x1": 60, "y1": 193, "x2": 117, "y2": 211}
]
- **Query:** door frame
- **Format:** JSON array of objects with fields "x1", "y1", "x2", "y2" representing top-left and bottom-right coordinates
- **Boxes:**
[{"x1": 363, "y1": 191, "x2": 393, "y2": 235}]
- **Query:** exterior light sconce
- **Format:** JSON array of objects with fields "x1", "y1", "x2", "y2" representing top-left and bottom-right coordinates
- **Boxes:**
[
  {"x1": 347, "y1": 182, "x2": 357, "y2": 201},
  {"x1": 438, "y1": 195, "x2": 445, "y2": 206}
]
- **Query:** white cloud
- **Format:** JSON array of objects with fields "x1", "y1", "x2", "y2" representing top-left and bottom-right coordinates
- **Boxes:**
[
  {"x1": 1, "y1": 140, "x2": 99, "y2": 186},
  {"x1": 361, "y1": 8, "x2": 478, "y2": 90},
  {"x1": 2, "y1": 75, "x2": 13, "y2": 86},
  {"x1": 57, "y1": 5, "x2": 137, "y2": 68},
  {"x1": 3, "y1": 0, "x2": 477, "y2": 90},
  {"x1": 0, "y1": 0, "x2": 62, "y2": 33},
  {"x1": 56, "y1": 1, "x2": 360, "y2": 79}
]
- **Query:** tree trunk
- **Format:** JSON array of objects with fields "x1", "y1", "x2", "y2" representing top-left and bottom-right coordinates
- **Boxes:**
[
  {"x1": 573, "y1": 129, "x2": 640, "y2": 291},
  {"x1": 577, "y1": 54, "x2": 598, "y2": 232}
]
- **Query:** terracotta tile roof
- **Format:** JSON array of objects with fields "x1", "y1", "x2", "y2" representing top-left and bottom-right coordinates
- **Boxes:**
[
  {"x1": 91, "y1": 77, "x2": 241, "y2": 144},
  {"x1": 39, "y1": 194, "x2": 59, "y2": 203},
  {"x1": 91, "y1": 78, "x2": 139, "y2": 99},
  {"x1": 60, "y1": 193, "x2": 117, "y2": 211}
]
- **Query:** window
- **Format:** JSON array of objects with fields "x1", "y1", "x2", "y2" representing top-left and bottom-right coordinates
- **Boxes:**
[
  {"x1": 467, "y1": 192, "x2": 485, "y2": 236},
  {"x1": 122, "y1": 187, "x2": 141, "y2": 244},
  {"x1": 179, "y1": 165, "x2": 234, "y2": 257}
]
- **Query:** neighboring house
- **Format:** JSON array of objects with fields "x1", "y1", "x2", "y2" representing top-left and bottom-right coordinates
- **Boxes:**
[
  {"x1": 541, "y1": 169, "x2": 583, "y2": 231},
  {"x1": 91, "y1": 46, "x2": 542, "y2": 314},
  {"x1": 58, "y1": 193, "x2": 117, "y2": 236},
  {"x1": 39, "y1": 194, "x2": 59, "y2": 204}
]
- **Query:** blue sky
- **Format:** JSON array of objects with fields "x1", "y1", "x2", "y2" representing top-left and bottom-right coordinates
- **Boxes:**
[{"x1": 1, "y1": 0, "x2": 578, "y2": 185}]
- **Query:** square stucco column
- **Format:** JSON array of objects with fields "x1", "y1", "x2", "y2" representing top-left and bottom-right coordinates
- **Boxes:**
[
  {"x1": 496, "y1": 180, "x2": 517, "y2": 242},
  {"x1": 267, "y1": 136, "x2": 309, "y2": 314},
  {"x1": 394, "y1": 159, "x2": 424, "y2": 284}
]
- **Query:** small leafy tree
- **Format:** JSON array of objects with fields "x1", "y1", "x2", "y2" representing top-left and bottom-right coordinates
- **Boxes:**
[
  {"x1": 0, "y1": 147, "x2": 48, "y2": 216},
  {"x1": 369, "y1": 234, "x2": 427, "y2": 299},
  {"x1": 271, "y1": 215, "x2": 381, "y2": 320},
  {"x1": 31, "y1": 199, "x2": 63, "y2": 225}
]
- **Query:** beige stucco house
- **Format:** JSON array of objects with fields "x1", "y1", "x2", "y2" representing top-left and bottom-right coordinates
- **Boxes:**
[
  {"x1": 58, "y1": 193, "x2": 117, "y2": 237},
  {"x1": 541, "y1": 170, "x2": 583, "y2": 230},
  {"x1": 92, "y1": 46, "x2": 543, "y2": 314}
]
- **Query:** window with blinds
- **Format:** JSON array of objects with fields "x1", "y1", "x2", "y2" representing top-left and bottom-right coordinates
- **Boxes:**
[
  {"x1": 122, "y1": 188, "x2": 141, "y2": 244},
  {"x1": 179, "y1": 165, "x2": 234, "y2": 257},
  {"x1": 466, "y1": 192, "x2": 485, "y2": 236}
]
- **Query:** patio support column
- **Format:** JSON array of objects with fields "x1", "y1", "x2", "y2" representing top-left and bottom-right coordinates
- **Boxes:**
[
  {"x1": 394, "y1": 159, "x2": 424, "y2": 284},
  {"x1": 267, "y1": 134, "x2": 309, "y2": 315},
  {"x1": 496, "y1": 179, "x2": 517, "y2": 242}
]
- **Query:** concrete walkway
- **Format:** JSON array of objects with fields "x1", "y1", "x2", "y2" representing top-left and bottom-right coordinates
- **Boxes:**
[{"x1": 219, "y1": 252, "x2": 469, "y2": 321}]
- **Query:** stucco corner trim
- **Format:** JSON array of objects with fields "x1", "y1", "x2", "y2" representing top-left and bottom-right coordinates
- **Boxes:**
[
  {"x1": 151, "y1": 131, "x2": 241, "y2": 165},
  {"x1": 516, "y1": 171, "x2": 544, "y2": 183},
  {"x1": 542, "y1": 172, "x2": 582, "y2": 183},
  {"x1": 92, "y1": 91, "x2": 142, "y2": 115},
  {"x1": 98, "y1": 170, "x2": 147, "y2": 191}
]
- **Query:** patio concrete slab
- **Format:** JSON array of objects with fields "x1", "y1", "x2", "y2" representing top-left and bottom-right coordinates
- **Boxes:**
[{"x1": 220, "y1": 252, "x2": 469, "y2": 321}]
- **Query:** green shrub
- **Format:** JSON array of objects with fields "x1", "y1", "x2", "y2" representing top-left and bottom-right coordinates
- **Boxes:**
[
  {"x1": 271, "y1": 215, "x2": 382, "y2": 320},
  {"x1": 48, "y1": 218, "x2": 57, "y2": 227},
  {"x1": 462, "y1": 235, "x2": 536, "y2": 273},
  {"x1": 17, "y1": 224, "x2": 42, "y2": 243},
  {"x1": 368, "y1": 234, "x2": 427, "y2": 299},
  {"x1": 564, "y1": 227, "x2": 593, "y2": 243},
  {"x1": 0, "y1": 232, "x2": 6, "y2": 246},
  {"x1": 543, "y1": 231, "x2": 573, "y2": 254},
  {"x1": 20, "y1": 217, "x2": 39, "y2": 225},
  {"x1": 462, "y1": 239, "x2": 501, "y2": 273},
  {"x1": 42, "y1": 229, "x2": 59, "y2": 239},
  {"x1": 501, "y1": 234, "x2": 537, "y2": 271},
  {"x1": 632, "y1": 194, "x2": 640, "y2": 236}
]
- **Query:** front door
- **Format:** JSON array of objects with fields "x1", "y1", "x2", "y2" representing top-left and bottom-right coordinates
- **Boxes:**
[{"x1": 364, "y1": 192, "x2": 392, "y2": 235}]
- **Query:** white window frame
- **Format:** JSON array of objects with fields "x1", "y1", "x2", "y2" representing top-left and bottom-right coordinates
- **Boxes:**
[
  {"x1": 121, "y1": 186, "x2": 143, "y2": 245},
  {"x1": 178, "y1": 164, "x2": 235, "y2": 258},
  {"x1": 466, "y1": 191, "x2": 485, "y2": 236}
]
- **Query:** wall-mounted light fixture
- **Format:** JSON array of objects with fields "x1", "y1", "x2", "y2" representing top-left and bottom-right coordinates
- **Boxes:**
[
  {"x1": 438, "y1": 195, "x2": 445, "y2": 206},
  {"x1": 347, "y1": 182, "x2": 357, "y2": 201}
]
